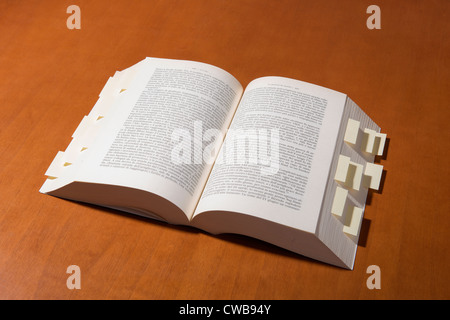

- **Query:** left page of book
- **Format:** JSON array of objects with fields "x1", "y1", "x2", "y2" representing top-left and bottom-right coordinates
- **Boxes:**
[{"x1": 40, "y1": 57, "x2": 243, "y2": 224}]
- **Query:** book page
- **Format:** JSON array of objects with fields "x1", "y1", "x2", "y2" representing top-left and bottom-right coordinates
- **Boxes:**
[
  {"x1": 194, "y1": 77, "x2": 346, "y2": 232},
  {"x1": 72, "y1": 58, "x2": 243, "y2": 219}
]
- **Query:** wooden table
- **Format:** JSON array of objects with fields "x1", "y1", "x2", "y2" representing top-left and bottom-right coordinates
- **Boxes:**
[{"x1": 0, "y1": 0, "x2": 448, "y2": 300}]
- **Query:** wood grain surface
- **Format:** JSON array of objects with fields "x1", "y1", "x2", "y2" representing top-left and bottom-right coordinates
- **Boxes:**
[{"x1": 0, "y1": 0, "x2": 448, "y2": 300}]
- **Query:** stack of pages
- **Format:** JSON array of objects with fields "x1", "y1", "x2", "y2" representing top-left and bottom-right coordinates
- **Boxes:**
[{"x1": 41, "y1": 57, "x2": 386, "y2": 269}]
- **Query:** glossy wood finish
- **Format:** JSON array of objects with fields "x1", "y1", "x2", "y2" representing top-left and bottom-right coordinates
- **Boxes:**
[{"x1": 0, "y1": 0, "x2": 448, "y2": 299}]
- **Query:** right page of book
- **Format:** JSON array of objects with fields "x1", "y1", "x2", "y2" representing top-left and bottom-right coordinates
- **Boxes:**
[{"x1": 194, "y1": 76, "x2": 347, "y2": 232}]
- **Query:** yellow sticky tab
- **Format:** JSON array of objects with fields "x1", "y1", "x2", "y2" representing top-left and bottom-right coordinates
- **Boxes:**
[
  {"x1": 343, "y1": 206, "x2": 364, "y2": 238},
  {"x1": 331, "y1": 186, "x2": 348, "y2": 217},
  {"x1": 334, "y1": 155, "x2": 363, "y2": 191},
  {"x1": 344, "y1": 119, "x2": 360, "y2": 145},
  {"x1": 362, "y1": 128, "x2": 387, "y2": 156},
  {"x1": 363, "y1": 163, "x2": 384, "y2": 190}
]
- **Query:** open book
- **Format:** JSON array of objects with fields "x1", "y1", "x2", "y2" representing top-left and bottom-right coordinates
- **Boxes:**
[{"x1": 40, "y1": 57, "x2": 386, "y2": 269}]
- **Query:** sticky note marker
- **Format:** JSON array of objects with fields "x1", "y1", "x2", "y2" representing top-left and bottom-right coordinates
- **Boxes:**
[
  {"x1": 362, "y1": 128, "x2": 387, "y2": 156},
  {"x1": 72, "y1": 116, "x2": 91, "y2": 139},
  {"x1": 363, "y1": 163, "x2": 384, "y2": 190},
  {"x1": 344, "y1": 119, "x2": 360, "y2": 145},
  {"x1": 343, "y1": 206, "x2": 364, "y2": 241},
  {"x1": 334, "y1": 155, "x2": 364, "y2": 191},
  {"x1": 44, "y1": 151, "x2": 66, "y2": 179},
  {"x1": 335, "y1": 155, "x2": 351, "y2": 183},
  {"x1": 331, "y1": 186, "x2": 349, "y2": 218}
]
